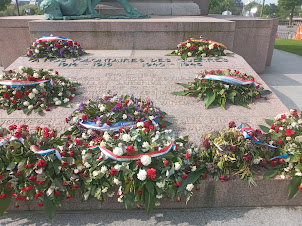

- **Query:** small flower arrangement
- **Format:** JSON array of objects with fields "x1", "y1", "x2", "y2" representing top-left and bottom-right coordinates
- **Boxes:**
[
  {"x1": 27, "y1": 36, "x2": 86, "y2": 59},
  {"x1": 0, "y1": 67, "x2": 80, "y2": 115},
  {"x1": 65, "y1": 93, "x2": 171, "y2": 139},
  {"x1": 259, "y1": 109, "x2": 302, "y2": 199},
  {"x1": 198, "y1": 121, "x2": 276, "y2": 185},
  {"x1": 172, "y1": 69, "x2": 271, "y2": 109},
  {"x1": 170, "y1": 36, "x2": 227, "y2": 60}
]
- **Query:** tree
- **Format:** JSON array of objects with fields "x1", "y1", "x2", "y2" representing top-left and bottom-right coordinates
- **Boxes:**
[
  {"x1": 0, "y1": 0, "x2": 11, "y2": 11},
  {"x1": 245, "y1": 1, "x2": 262, "y2": 17},
  {"x1": 263, "y1": 3, "x2": 279, "y2": 17},
  {"x1": 279, "y1": 0, "x2": 302, "y2": 25},
  {"x1": 209, "y1": 0, "x2": 237, "y2": 15}
]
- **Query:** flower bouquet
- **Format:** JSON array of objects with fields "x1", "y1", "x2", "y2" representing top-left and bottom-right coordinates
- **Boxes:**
[
  {"x1": 0, "y1": 67, "x2": 81, "y2": 115},
  {"x1": 198, "y1": 121, "x2": 277, "y2": 185},
  {"x1": 64, "y1": 93, "x2": 171, "y2": 140},
  {"x1": 27, "y1": 36, "x2": 86, "y2": 59},
  {"x1": 259, "y1": 109, "x2": 302, "y2": 199},
  {"x1": 169, "y1": 36, "x2": 227, "y2": 60},
  {"x1": 172, "y1": 69, "x2": 271, "y2": 109}
]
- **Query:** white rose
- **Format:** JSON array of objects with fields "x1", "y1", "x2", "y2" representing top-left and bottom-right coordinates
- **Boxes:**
[
  {"x1": 32, "y1": 88, "x2": 39, "y2": 94},
  {"x1": 33, "y1": 72, "x2": 40, "y2": 78},
  {"x1": 156, "y1": 181, "x2": 165, "y2": 188},
  {"x1": 142, "y1": 142, "x2": 150, "y2": 149},
  {"x1": 35, "y1": 49, "x2": 39, "y2": 53},
  {"x1": 84, "y1": 162, "x2": 91, "y2": 168},
  {"x1": 40, "y1": 104, "x2": 45, "y2": 108},
  {"x1": 58, "y1": 92, "x2": 63, "y2": 96},
  {"x1": 23, "y1": 101, "x2": 30, "y2": 106},
  {"x1": 137, "y1": 169, "x2": 147, "y2": 181},
  {"x1": 295, "y1": 172, "x2": 302, "y2": 176},
  {"x1": 174, "y1": 162, "x2": 181, "y2": 171},
  {"x1": 102, "y1": 187, "x2": 108, "y2": 193},
  {"x1": 122, "y1": 134, "x2": 131, "y2": 142},
  {"x1": 114, "y1": 164, "x2": 122, "y2": 171},
  {"x1": 279, "y1": 127, "x2": 284, "y2": 131},
  {"x1": 187, "y1": 52, "x2": 192, "y2": 57},
  {"x1": 186, "y1": 183, "x2": 194, "y2": 191},
  {"x1": 28, "y1": 93, "x2": 35, "y2": 99},
  {"x1": 141, "y1": 155, "x2": 152, "y2": 166},
  {"x1": 186, "y1": 43, "x2": 191, "y2": 47},
  {"x1": 113, "y1": 147, "x2": 123, "y2": 156},
  {"x1": 209, "y1": 44, "x2": 214, "y2": 50},
  {"x1": 156, "y1": 194, "x2": 163, "y2": 199},
  {"x1": 28, "y1": 105, "x2": 33, "y2": 110},
  {"x1": 286, "y1": 137, "x2": 292, "y2": 141},
  {"x1": 198, "y1": 46, "x2": 203, "y2": 51},
  {"x1": 137, "y1": 122, "x2": 144, "y2": 127},
  {"x1": 100, "y1": 141, "x2": 106, "y2": 147},
  {"x1": 101, "y1": 166, "x2": 108, "y2": 174},
  {"x1": 122, "y1": 114, "x2": 127, "y2": 120},
  {"x1": 55, "y1": 100, "x2": 62, "y2": 105},
  {"x1": 292, "y1": 122, "x2": 298, "y2": 127},
  {"x1": 63, "y1": 98, "x2": 69, "y2": 103},
  {"x1": 99, "y1": 105, "x2": 106, "y2": 112},
  {"x1": 92, "y1": 171, "x2": 100, "y2": 177},
  {"x1": 113, "y1": 178, "x2": 121, "y2": 185},
  {"x1": 201, "y1": 53, "x2": 206, "y2": 57}
]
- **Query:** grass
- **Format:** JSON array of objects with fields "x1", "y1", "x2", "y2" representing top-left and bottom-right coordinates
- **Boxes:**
[{"x1": 274, "y1": 39, "x2": 302, "y2": 56}]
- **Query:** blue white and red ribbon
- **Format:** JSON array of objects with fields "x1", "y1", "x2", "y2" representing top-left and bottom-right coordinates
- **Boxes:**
[
  {"x1": 270, "y1": 153, "x2": 289, "y2": 161},
  {"x1": 30, "y1": 145, "x2": 62, "y2": 160},
  {"x1": 34, "y1": 36, "x2": 74, "y2": 44},
  {"x1": 0, "y1": 136, "x2": 61, "y2": 160},
  {"x1": 79, "y1": 119, "x2": 158, "y2": 132},
  {"x1": 238, "y1": 125, "x2": 277, "y2": 149},
  {"x1": 199, "y1": 74, "x2": 260, "y2": 88},
  {"x1": 86, "y1": 142, "x2": 177, "y2": 162},
  {"x1": 0, "y1": 79, "x2": 55, "y2": 88}
]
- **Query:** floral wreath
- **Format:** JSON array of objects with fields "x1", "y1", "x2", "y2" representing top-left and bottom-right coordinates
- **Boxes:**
[{"x1": 0, "y1": 67, "x2": 80, "y2": 115}]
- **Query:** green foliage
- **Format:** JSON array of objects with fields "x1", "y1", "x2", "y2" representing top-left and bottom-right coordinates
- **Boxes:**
[
  {"x1": 0, "y1": 3, "x2": 43, "y2": 16},
  {"x1": 278, "y1": 0, "x2": 302, "y2": 24},
  {"x1": 288, "y1": 176, "x2": 301, "y2": 199},
  {"x1": 245, "y1": 1, "x2": 262, "y2": 17},
  {"x1": 0, "y1": 0, "x2": 11, "y2": 12},
  {"x1": 209, "y1": 0, "x2": 237, "y2": 15}
]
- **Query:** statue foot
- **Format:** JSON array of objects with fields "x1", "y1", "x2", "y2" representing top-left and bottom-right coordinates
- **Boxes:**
[{"x1": 125, "y1": 9, "x2": 149, "y2": 18}]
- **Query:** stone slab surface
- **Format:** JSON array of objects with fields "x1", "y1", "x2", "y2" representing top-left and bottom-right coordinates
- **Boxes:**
[{"x1": 5, "y1": 50, "x2": 288, "y2": 145}]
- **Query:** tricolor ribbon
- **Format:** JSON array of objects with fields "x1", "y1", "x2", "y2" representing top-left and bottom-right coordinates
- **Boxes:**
[
  {"x1": 0, "y1": 136, "x2": 61, "y2": 160},
  {"x1": 86, "y1": 142, "x2": 177, "y2": 162},
  {"x1": 79, "y1": 119, "x2": 158, "y2": 132},
  {"x1": 34, "y1": 36, "x2": 74, "y2": 45},
  {"x1": 238, "y1": 125, "x2": 277, "y2": 149},
  {"x1": 199, "y1": 74, "x2": 260, "y2": 88},
  {"x1": 0, "y1": 79, "x2": 55, "y2": 88}
]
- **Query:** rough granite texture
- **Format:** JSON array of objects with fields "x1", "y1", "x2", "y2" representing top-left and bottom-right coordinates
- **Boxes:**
[{"x1": 2, "y1": 50, "x2": 297, "y2": 211}]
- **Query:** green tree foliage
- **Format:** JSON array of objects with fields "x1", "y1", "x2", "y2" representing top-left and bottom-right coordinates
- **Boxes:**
[
  {"x1": 263, "y1": 3, "x2": 279, "y2": 16},
  {"x1": 0, "y1": 3, "x2": 43, "y2": 16},
  {"x1": 0, "y1": 0, "x2": 11, "y2": 11},
  {"x1": 209, "y1": 0, "x2": 237, "y2": 15},
  {"x1": 278, "y1": 0, "x2": 302, "y2": 24},
  {"x1": 244, "y1": 1, "x2": 262, "y2": 17}
]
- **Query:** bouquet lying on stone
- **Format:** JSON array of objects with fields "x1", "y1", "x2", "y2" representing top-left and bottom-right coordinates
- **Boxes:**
[
  {"x1": 65, "y1": 93, "x2": 171, "y2": 140},
  {"x1": 0, "y1": 67, "x2": 80, "y2": 115},
  {"x1": 259, "y1": 109, "x2": 302, "y2": 199},
  {"x1": 172, "y1": 69, "x2": 271, "y2": 109},
  {"x1": 27, "y1": 36, "x2": 86, "y2": 59},
  {"x1": 198, "y1": 121, "x2": 277, "y2": 185},
  {"x1": 170, "y1": 36, "x2": 227, "y2": 60}
]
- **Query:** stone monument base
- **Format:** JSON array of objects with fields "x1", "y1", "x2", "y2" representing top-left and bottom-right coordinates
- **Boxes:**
[{"x1": 0, "y1": 15, "x2": 277, "y2": 73}]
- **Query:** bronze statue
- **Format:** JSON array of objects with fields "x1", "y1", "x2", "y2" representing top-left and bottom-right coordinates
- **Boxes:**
[{"x1": 40, "y1": 0, "x2": 149, "y2": 20}]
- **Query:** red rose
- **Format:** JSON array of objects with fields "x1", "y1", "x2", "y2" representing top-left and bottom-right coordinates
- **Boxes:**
[
  {"x1": 202, "y1": 173, "x2": 207, "y2": 179},
  {"x1": 125, "y1": 100, "x2": 129, "y2": 105},
  {"x1": 278, "y1": 159, "x2": 285, "y2": 164},
  {"x1": 56, "y1": 43, "x2": 61, "y2": 49},
  {"x1": 174, "y1": 181, "x2": 182, "y2": 187},
  {"x1": 74, "y1": 139, "x2": 82, "y2": 146},
  {"x1": 144, "y1": 107, "x2": 149, "y2": 113},
  {"x1": 43, "y1": 132, "x2": 49, "y2": 138},
  {"x1": 82, "y1": 114, "x2": 88, "y2": 121},
  {"x1": 61, "y1": 161, "x2": 68, "y2": 167},
  {"x1": 15, "y1": 92, "x2": 22, "y2": 99},
  {"x1": 277, "y1": 139, "x2": 283, "y2": 145},
  {"x1": 106, "y1": 120, "x2": 111, "y2": 126},
  {"x1": 161, "y1": 123, "x2": 166, "y2": 128},
  {"x1": 270, "y1": 160, "x2": 276, "y2": 167},
  {"x1": 37, "y1": 159, "x2": 46, "y2": 168},
  {"x1": 292, "y1": 112, "x2": 298, "y2": 117},
  {"x1": 185, "y1": 152, "x2": 190, "y2": 160},
  {"x1": 126, "y1": 145, "x2": 135, "y2": 154},
  {"x1": 147, "y1": 168, "x2": 157, "y2": 179},
  {"x1": 29, "y1": 176, "x2": 37, "y2": 181},
  {"x1": 164, "y1": 160, "x2": 169, "y2": 167},
  {"x1": 219, "y1": 175, "x2": 229, "y2": 182},
  {"x1": 36, "y1": 181, "x2": 44, "y2": 185},
  {"x1": 8, "y1": 125, "x2": 17, "y2": 131},
  {"x1": 24, "y1": 90, "x2": 31, "y2": 96},
  {"x1": 50, "y1": 132, "x2": 55, "y2": 138},
  {"x1": 182, "y1": 174, "x2": 189, "y2": 179},
  {"x1": 68, "y1": 41, "x2": 73, "y2": 46},
  {"x1": 203, "y1": 139, "x2": 211, "y2": 149},
  {"x1": 81, "y1": 173, "x2": 88, "y2": 177},
  {"x1": 144, "y1": 121, "x2": 149, "y2": 128},
  {"x1": 190, "y1": 46, "x2": 195, "y2": 51},
  {"x1": 137, "y1": 190, "x2": 143, "y2": 194},
  {"x1": 69, "y1": 151, "x2": 74, "y2": 157},
  {"x1": 3, "y1": 93, "x2": 9, "y2": 99},
  {"x1": 299, "y1": 185, "x2": 302, "y2": 191},
  {"x1": 109, "y1": 168, "x2": 117, "y2": 175},
  {"x1": 27, "y1": 76, "x2": 37, "y2": 82},
  {"x1": 0, "y1": 174, "x2": 3, "y2": 179},
  {"x1": 15, "y1": 171, "x2": 22, "y2": 176},
  {"x1": 285, "y1": 129, "x2": 294, "y2": 137},
  {"x1": 72, "y1": 185, "x2": 79, "y2": 190},
  {"x1": 242, "y1": 154, "x2": 251, "y2": 162},
  {"x1": 116, "y1": 103, "x2": 123, "y2": 109},
  {"x1": 38, "y1": 203, "x2": 43, "y2": 207}
]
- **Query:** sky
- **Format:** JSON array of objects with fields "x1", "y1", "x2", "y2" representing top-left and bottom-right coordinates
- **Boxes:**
[{"x1": 242, "y1": 0, "x2": 278, "y2": 4}]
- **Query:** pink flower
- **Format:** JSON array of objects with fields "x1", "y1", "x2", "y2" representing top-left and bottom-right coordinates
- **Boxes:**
[{"x1": 147, "y1": 168, "x2": 157, "y2": 179}]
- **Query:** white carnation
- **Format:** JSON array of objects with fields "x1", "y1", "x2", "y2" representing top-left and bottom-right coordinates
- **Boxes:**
[
  {"x1": 28, "y1": 105, "x2": 33, "y2": 110},
  {"x1": 156, "y1": 194, "x2": 163, "y2": 199},
  {"x1": 187, "y1": 52, "x2": 192, "y2": 57},
  {"x1": 55, "y1": 100, "x2": 62, "y2": 105},
  {"x1": 113, "y1": 147, "x2": 123, "y2": 156},
  {"x1": 99, "y1": 105, "x2": 106, "y2": 112},
  {"x1": 122, "y1": 114, "x2": 127, "y2": 120},
  {"x1": 156, "y1": 181, "x2": 165, "y2": 188},
  {"x1": 137, "y1": 169, "x2": 147, "y2": 181},
  {"x1": 198, "y1": 46, "x2": 203, "y2": 51},
  {"x1": 23, "y1": 101, "x2": 30, "y2": 106},
  {"x1": 142, "y1": 142, "x2": 150, "y2": 149},
  {"x1": 58, "y1": 92, "x2": 63, "y2": 96},
  {"x1": 40, "y1": 104, "x2": 45, "y2": 108},
  {"x1": 33, "y1": 72, "x2": 40, "y2": 78},
  {"x1": 141, "y1": 155, "x2": 152, "y2": 166},
  {"x1": 186, "y1": 183, "x2": 194, "y2": 191},
  {"x1": 92, "y1": 171, "x2": 101, "y2": 177},
  {"x1": 32, "y1": 88, "x2": 39, "y2": 94},
  {"x1": 35, "y1": 49, "x2": 39, "y2": 53},
  {"x1": 186, "y1": 43, "x2": 191, "y2": 47},
  {"x1": 114, "y1": 164, "x2": 122, "y2": 171},
  {"x1": 63, "y1": 98, "x2": 69, "y2": 103},
  {"x1": 100, "y1": 141, "x2": 106, "y2": 147}
]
